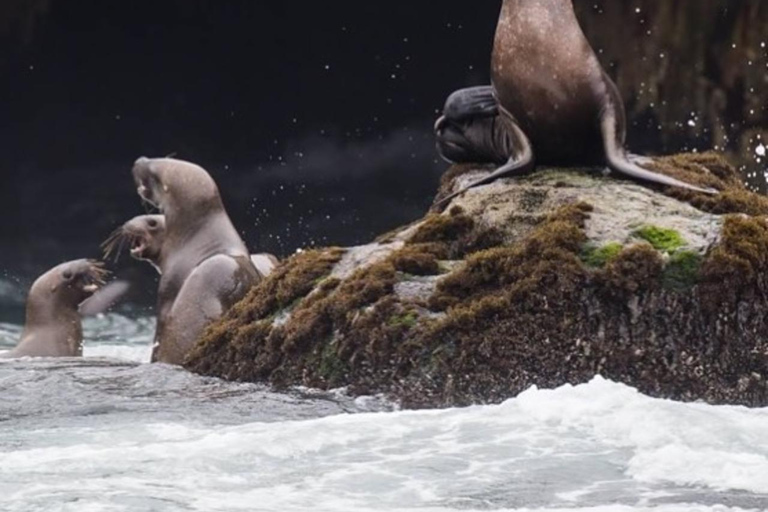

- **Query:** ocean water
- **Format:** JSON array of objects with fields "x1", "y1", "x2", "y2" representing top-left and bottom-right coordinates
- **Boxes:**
[{"x1": 1, "y1": 309, "x2": 768, "y2": 511}]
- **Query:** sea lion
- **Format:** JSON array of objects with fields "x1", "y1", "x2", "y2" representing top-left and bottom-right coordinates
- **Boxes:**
[
  {"x1": 131, "y1": 157, "x2": 261, "y2": 365},
  {"x1": 0, "y1": 260, "x2": 107, "y2": 359},
  {"x1": 103, "y1": 214, "x2": 167, "y2": 274},
  {"x1": 435, "y1": 0, "x2": 718, "y2": 206},
  {"x1": 103, "y1": 214, "x2": 280, "y2": 278},
  {"x1": 250, "y1": 253, "x2": 280, "y2": 278},
  {"x1": 435, "y1": 86, "x2": 513, "y2": 166}
]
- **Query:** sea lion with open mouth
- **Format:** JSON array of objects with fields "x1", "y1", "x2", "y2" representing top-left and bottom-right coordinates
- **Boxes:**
[
  {"x1": 434, "y1": 0, "x2": 718, "y2": 207},
  {"x1": 103, "y1": 214, "x2": 280, "y2": 278},
  {"x1": 130, "y1": 157, "x2": 261, "y2": 365},
  {"x1": 0, "y1": 260, "x2": 107, "y2": 359},
  {"x1": 103, "y1": 214, "x2": 167, "y2": 274}
]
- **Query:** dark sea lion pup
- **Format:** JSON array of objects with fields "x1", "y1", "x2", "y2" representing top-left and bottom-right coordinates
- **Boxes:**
[
  {"x1": 435, "y1": 0, "x2": 717, "y2": 206},
  {"x1": 131, "y1": 157, "x2": 261, "y2": 365},
  {"x1": 0, "y1": 260, "x2": 107, "y2": 359},
  {"x1": 435, "y1": 86, "x2": 513, "y2": 166}
]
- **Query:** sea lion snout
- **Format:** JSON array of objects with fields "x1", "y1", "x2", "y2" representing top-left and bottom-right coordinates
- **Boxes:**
[
  {"x1": 132, "y1": 158, "x2": 161, "y2": 208},
  {"x1": 132, "y1": 157, "x2": 152, "y2": 183},
  {"x1": 67, "y1": 260, "x2": 108, "y2": 296},
  {"x1": 42, "y1": 259, "x2": 107, "y2": 300},
  {"x1": 102, "y1": 215, "x2": 166, "y2": 264},
  {"x1": 134, "y1": 156, "x2": 152, "y2": 169}
]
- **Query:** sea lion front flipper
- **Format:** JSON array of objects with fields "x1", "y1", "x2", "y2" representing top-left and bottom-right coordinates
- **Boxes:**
[
  {"x1": 78, "y1": 280, "x2": 132, "y2": 317},
  {"x1": 600, "y1": 104, "x2": 718, "y2": 195},
  {"x1": 157, "y1": 255, "x2": 258, "y2": 365}
]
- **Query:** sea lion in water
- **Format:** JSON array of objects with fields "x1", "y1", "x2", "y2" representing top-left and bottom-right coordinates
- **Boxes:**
[
  {"x1": 103, "y1": 214, "x2": 280, "y2": 278},
  {"x1": 131, "y1": 158, "x2": 261, "y2": 365},
  {"x1": 435, "y1": 0, "x2": 717, "y2": 206},
  {"x1": 103, "y1": 214, "x2": 167, "y2": 274},
  {"x1": 0, "y1": 260, "x2": 107, "y2": 359}
]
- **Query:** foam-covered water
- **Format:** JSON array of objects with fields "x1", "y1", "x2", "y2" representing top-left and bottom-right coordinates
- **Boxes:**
[{"x1": 1, "y1": 311, "x2": 767, "y2": 512}]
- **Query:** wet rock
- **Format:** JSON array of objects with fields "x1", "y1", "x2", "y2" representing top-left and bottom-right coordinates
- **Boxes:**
[{"x1": 186, "y1": 153, "x2": 768, "y2": 409}]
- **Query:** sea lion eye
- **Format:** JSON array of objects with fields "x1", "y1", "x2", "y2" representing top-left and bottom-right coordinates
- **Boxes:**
[
  {"x1": 62, "y1": 271, "x2": 73, "y2": 280},
  {"x1": 147, "y1": 219, "x2": 158, "y2": 228}
]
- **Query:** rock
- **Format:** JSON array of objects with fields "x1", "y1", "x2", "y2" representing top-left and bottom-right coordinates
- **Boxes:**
[
  {"x1": 394, "y1": 275, "x2": 440, "y2": 303},
  {"x1": 331, "y1": 242, "x2": 404, "y2": 280},
  {"x1": 186, "y1": 152, "x2": 768, "y2": 409},
  {"x1": 440, "y1": 167, "x2": 723, "y2": 253}
]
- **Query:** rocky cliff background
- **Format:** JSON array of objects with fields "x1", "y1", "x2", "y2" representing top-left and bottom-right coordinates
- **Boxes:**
[
  {"x1": 1, "y1": 0, "x2": 766, "y2": 309},
  {"x1": 4, "y1": 0, "x2": 765, "y2": 180},
  {"x1": 576, "y1": 0, "x2": 768, "y2": 191}
]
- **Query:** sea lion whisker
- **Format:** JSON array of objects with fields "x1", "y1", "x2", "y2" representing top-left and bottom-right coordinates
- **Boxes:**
[
  {"x1": 101, "y1": 228, "x2": 127, "y2": 262},
  {"x1": 86, "y1": 260, "x2": 110, "y2": 285},
  {"x1": 140, "y1": 198, "x2": 159, "y2": 214},
  {"x1": 101, "y1": 228, "x2": 143, "y2": 263}
]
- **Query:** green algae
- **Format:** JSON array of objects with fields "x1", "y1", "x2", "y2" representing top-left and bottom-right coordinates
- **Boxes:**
[
  {"x1": 634, "y1": 226, "x2": 686, "y2": 253},
  {"x1": 581, "y1": 242, "x2": 624, "y2": 268}
]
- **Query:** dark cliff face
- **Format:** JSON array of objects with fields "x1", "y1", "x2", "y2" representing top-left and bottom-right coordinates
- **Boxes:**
[
  {"x1": 575, "y1": 0, "x2": 768, "y2": 191},
  {"x1": 1, "y1": 0, "x2": 765, "y2": 297},
  {"x1": 4, "y1": 0, "x2": 765, "y2": 159}
]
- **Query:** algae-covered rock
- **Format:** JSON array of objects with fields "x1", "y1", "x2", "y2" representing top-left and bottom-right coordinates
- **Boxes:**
[{"x1": 186, "y1": 153, "x2": 768, "y2": 409}]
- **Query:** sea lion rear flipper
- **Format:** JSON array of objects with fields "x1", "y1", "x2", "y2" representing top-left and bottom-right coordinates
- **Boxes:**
[
  {"x1": 250, "y1": 253, "x2": 280, "y2": 278},
  {"x1": 161, "y1": 255, "x2": 256, "y2": 365},
  {"x1": 600, "y1": 106, "x2": 718, "y2": 195}
]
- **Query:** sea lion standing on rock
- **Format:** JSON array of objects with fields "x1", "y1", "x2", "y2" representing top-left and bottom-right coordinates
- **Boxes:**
[
  {"x1": 131, "y1": 157, "x2": 261, "y2": 365},
  {"x1": 0, "y1": 260, "x2": 107, "y2": 359},
  {"x1": 435, "y1": 0, "x2": 717, "y2": 206}
]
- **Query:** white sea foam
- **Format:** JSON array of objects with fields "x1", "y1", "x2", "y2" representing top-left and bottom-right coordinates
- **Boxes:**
[
  {"x1": 82, "y1": 343, "x2": 152, "y2": 362},
  {"x1": 1, "y1": 312, "x2": 767, "y2": 511},
  {"x1": 1, "y1": 376, "x2": 767, "y2": 511},
  {"x1": 0, "y1": 313, "x2": 154, "y2": 362},
  {"x1": 81, "y1": 313, "x2": 154, "y2": 363}
]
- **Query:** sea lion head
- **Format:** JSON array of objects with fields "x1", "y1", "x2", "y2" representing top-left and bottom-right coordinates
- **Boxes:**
[
  {"x1": 29, "y1": 259, "x2": 108, "y2": 309},
  {"x1": 132, "y1": 157, "x2": 221, "y2": 216},
  {"x1": 102, "y1": 214, "x2": 166, "y2": 264},
  {"x1": 435, "y1": 115, "x2": 471, "y2": 164},
  {"x1": 435, "y1": 115, "x2": 501, "y2": 164}
]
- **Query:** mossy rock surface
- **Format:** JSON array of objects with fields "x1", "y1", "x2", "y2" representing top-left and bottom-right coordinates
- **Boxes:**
[{"x1": 186, "y1": 153, "x2": 768, "y2": 409}]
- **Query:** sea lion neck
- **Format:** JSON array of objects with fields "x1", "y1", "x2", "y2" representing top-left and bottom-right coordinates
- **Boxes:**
[
  {"x1": 24, "y1": 281, "x2": 80, "y2": 329},
  {"x1": 497, "y1": 0, "x2": 582, "y2": 40},
  {"x1": 164, "y1": 210, "x2": 248, "y2": 265},
  {"x1": 160, "y1": 179, "x2": 224, "y2": 225}
]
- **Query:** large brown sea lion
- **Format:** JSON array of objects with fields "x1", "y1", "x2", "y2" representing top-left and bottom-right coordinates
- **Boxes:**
[
  {"x1": 435, "y1": 0, "x2": 717, "y2": 206},
  {"x1": 131, "y1": 158, "x2": 261, "y2": 365},
  {"x1": 0, "y1": 260, "x2": 107, "y2": 358}
]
